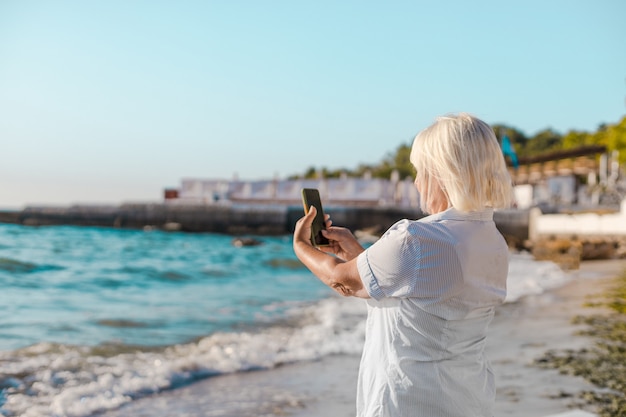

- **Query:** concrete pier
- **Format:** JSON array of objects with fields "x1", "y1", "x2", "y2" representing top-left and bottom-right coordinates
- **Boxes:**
[
  {"x1": 0, "y1": 203, "x2": 426, "y2": 236},
  {"x1": 0, "y1": 204, "x2": 528, "y2": 244}
]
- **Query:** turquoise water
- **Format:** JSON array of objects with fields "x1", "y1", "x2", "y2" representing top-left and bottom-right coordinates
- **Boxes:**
[
  {"x1": 0, "y1": 224, "x2": 374, "y2": 417},
  {"x1": 0, "y1": 224, "x2": 332, "y2": 351}
]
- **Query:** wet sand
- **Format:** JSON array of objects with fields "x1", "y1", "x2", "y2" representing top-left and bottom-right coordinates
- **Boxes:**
[{"x1": 102, "y1": 259, "x2": 626, "y2": 417}]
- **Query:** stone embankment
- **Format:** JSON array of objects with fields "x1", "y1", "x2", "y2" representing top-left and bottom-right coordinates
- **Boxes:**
[
  {"x1": 0, "y1": 203, "x2": 528, "y2": 243},
  {"x1": 0, "y1": 203, "x2": 423, "y2": 236}
]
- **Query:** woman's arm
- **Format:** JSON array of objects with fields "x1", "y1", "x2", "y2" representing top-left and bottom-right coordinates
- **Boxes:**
[{"x1": 293, "y1": 206, "x2": 369, "y2": 298}]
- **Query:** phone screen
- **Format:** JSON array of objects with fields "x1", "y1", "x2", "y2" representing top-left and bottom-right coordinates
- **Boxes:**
[{"x1": 301, "y1": 188, "x2": 330, "y2": 247}]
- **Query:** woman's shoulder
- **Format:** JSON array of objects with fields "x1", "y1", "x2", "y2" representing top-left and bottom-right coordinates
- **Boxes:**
[
  {"x1": 385, "y1": 218, "x2": 429, "y2": 235},
  {"x1": 382, "y1": 217, "x2": 448, "y2": 243}
]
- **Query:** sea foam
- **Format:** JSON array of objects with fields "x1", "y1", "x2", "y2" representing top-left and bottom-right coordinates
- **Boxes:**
[{"x1": 0, "y1": 297, "x2": 366, "y2": 417}]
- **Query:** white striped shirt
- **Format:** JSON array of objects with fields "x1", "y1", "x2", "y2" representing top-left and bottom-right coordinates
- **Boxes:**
[{"x1": 356, "y1": 207, "x2": 508, "y2": 417}]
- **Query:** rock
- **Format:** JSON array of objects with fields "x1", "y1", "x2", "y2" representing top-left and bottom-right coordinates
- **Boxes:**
[
  {"x1": 232, "y1": 237, "x2": 263, "y2": 247},
  {"x1": 531, "y1": 236, "x2": 582, "y2": 270}
]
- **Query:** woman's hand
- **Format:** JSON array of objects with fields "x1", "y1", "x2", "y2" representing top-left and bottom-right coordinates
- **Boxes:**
[
  {"x1": 319, "y1": 222, "x2": 364, "y2": 262},
  {"x1": 293, "y1": 206, "x2": 317, "y2": 250},
  {"x1": 293, "y1": 207, "x2": 364, "y2": 261},
  {"x1": 292, "y1": 207, "x2": 369, "y2": 299}
]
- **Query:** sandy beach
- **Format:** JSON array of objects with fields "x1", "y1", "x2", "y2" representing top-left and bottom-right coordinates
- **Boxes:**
[
  {"x1": 100, "y1": 258, "x2": 626, "y2": 417},
  {"x1": 490, "y1": 259, "x2": 626, "y2": 417}
]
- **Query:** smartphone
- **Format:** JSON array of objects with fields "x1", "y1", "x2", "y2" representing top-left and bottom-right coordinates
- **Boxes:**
[{"x1": 301, "y1": 188, "x2": 330, "y2": 247}]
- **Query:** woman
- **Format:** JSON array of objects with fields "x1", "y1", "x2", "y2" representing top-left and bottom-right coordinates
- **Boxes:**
[{"x1": 293, "y1": 113, "x2": 513, "y2": 417}]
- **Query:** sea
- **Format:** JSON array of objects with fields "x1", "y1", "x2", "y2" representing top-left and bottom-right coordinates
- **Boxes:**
[{"x1": 0, "y1": 223, "x2": 573, "y2": 417}]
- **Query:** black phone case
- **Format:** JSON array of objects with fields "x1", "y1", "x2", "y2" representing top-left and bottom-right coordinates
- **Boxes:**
[{"x1": 301, "y1": 188, "x2": 330, "y2": 246}]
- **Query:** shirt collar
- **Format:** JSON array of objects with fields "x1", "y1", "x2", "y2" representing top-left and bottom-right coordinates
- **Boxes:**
[{"x1": 426, "y1": 207, "x2": 494, "y2": 222}]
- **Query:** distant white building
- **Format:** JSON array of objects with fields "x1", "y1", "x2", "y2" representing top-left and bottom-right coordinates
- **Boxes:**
[{"x1": 166, "y1": 173, "x2": 421, "y2": 208}]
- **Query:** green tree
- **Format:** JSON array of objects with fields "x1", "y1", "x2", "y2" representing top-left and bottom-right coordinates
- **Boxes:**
[
  {"x1": 524, "y1": 128, "x2": 563, "y2": 156},
  {"x1": 561, "y1": 130, "x2": 591, "y2": 149},
  {"x1": 303, "y1": 166, "x2": 317, "y2": 179},
  {"x1": 368, "y1": 143, "x2": 414, "y2": 179},
  {"x1": 603, "y1": 116, "x2": 626, "y2": 164}
]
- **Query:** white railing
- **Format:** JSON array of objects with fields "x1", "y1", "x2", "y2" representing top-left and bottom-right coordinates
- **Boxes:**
[{"x1": 176, "y1": 177, "x2": 421, "y2": 207}]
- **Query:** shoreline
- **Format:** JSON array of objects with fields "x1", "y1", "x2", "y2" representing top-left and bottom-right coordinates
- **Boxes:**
[
  {"x1": 491, "y1": 259, "x2": 626, "y2": 416},
  {"x1": 100, "y1": 258, "x2": 626, "y2": 417}
]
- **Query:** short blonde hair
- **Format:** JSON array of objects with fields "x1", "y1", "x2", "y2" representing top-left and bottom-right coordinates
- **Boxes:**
[{"x1": 410, "y1": 113, "x2": 513, "y2": 213}]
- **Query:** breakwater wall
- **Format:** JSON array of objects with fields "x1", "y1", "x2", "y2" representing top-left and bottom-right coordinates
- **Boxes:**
[{"x1": 0, "y1": 204, "x2": 529, "y2": 242}]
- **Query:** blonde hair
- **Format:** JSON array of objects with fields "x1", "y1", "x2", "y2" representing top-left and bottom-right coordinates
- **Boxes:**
[{"x1": 410, "y1": 113, "x2": 513, "y2": 213}]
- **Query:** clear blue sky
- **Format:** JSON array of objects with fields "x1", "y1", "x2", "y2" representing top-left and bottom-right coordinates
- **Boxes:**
[{"x1": 1, "y1": 0, "x2": 625, "y2": 208}]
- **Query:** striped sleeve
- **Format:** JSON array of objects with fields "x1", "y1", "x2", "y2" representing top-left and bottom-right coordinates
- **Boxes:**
[
  {"x1": 356, "y1": 220, "x2": 421, "y2": 300},
  {"x1": 357, "y1": 219, "x2": 465, "y2": 301}
]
